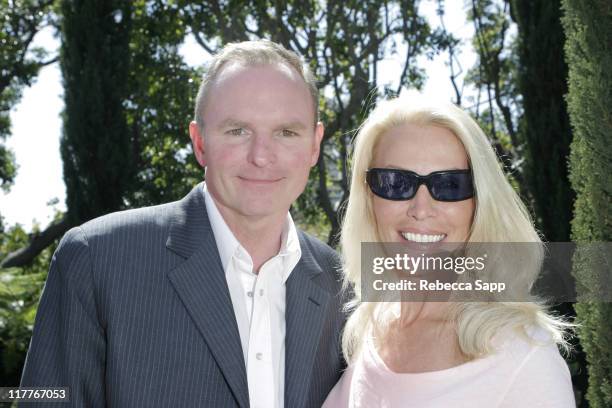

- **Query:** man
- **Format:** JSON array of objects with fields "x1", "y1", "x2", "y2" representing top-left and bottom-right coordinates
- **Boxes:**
[{"x1": 20, "y1": 40, "x2": 345, "y2": 408}]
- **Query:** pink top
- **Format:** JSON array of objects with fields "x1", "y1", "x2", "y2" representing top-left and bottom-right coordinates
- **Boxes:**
[{"x1": 323, "y1": 328, "x2": 575, "y2": 408}]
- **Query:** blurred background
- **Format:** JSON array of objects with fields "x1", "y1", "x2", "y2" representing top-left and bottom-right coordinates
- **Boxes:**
[{"x1": 0, "y1": 0, "x2": 610, "y2": 406}]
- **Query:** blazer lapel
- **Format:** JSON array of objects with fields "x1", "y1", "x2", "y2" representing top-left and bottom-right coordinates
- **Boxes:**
[
  {"x1": 284, "y1": 235, "x2": 333, "y2": 408},
  {"x1": 165, "y1": 184, "x2": 249, "y2": 408}
]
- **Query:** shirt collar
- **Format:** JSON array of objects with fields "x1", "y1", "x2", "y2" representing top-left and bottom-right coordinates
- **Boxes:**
[{"x1": 203, "y1": 183, "x2": 301, "y2": 280}]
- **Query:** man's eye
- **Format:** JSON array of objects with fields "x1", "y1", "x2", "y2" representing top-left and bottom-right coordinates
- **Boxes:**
[
  {"x1": 281, "y1": 129, "x2": 298, "y2": 137},
  {"x1": 227, "y1": 128, "x2": 246, "y2": 136}
]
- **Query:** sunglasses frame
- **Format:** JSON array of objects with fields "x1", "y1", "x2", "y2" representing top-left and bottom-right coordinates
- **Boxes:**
[{"x1": 365, "y1": 168, "x2": 475, "y2": 202}]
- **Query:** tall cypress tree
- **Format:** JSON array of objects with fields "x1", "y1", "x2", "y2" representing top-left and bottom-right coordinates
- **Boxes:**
[
  {"x1": 60, "y1": 0, "x2": 134, "y2": 224},
  {"x1": 511, "y1": 0, "x2": 574, "y2": 242},
  {"x1": 511, "y1": 2, "x2": 587, "y2": 404},
  {"x1": 562, "y1": 0, "x2": 612, "y2": 406}
]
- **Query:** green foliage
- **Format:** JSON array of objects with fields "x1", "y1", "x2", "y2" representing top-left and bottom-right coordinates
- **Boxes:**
[
  {"x1": 0, "y1": 145, "x2": 17, "y2": 193},
  {"x1": 574, "y1": 301, "x2": 612, "y2": 407},
  {"x1": 0, "y1": 218, "x2": 57, "y2": 386},
  {"x1": 0, "y1": 0, "x2": 56, "y2": 192},
  {"x1": 292, "y1": 166, "x2": 333, "y2": 243},
  {"x1": 124, "y1": 0, "x2": 202, "y2": 206},
  {"x1": 563, "y1": 0, "x2": 612, "y2": 406}
]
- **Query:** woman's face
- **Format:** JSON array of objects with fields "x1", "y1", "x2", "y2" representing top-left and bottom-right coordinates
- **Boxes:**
[{"x1": 370, "y1": 123, "x2": 475, "y2": 244}]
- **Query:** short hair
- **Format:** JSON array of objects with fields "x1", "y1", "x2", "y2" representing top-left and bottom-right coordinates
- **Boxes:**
[
  {"x1": 340, "y1": 91, "x2": 571, "y2": 363},
  {"x1": 194, "y1": 40, "x2": 319, "y2": 129}
]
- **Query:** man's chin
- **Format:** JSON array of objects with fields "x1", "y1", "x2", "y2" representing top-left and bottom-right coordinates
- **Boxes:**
[{"x1": 237, "y1": 203, "x2": 290, "y2": 219}]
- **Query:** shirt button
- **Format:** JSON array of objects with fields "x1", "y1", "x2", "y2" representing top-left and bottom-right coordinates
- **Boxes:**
[
  {"x1": 255, "y1": 352, "x2": 263, "y2": 360},
  {"x1": 247, "y1": 291, "x2": 253, "y2": 297},
  {"x1": 259, "y1": 289, "x2": 264, "y2": 296}
]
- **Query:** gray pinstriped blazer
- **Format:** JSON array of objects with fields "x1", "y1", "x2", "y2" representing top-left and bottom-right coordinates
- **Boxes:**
[{"x1": 20, "y1": 183, "x2": 346, "y2": 407}]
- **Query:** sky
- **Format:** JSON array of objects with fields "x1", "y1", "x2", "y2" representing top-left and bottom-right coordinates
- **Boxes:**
[{"x1": 1, "y1": 0, "x2": 476, "y2": 231}]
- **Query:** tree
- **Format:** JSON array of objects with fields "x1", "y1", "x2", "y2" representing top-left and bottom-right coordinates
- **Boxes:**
[
  {"x1": 435, "y1": 1, "x2": 463, "y2": 107},
  {"x1": 123, "y1": 0, "x2": 201, "y2": 207},
  {"x1": 511, "y1": 0, "x2": 574, "y2": 243},
  {"x1": 60, "y1": 0, "x2": 134, "y2": 223},
  {"x1": 0, "y1": 0, "x2": 57, "y2": 192},
  {"x1": 563, "y1": 0, "x2": 612, "y2": 406},
  {"x1": 511, "y1": 1, "x2": 586, "y2": 405},
  {"x1": 465, "y1": 0, "x2": 524, "y2": 191}
]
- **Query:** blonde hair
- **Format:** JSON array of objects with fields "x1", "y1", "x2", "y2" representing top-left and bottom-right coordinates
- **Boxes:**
[
  {"x1": 194, "y1": 39, "x2": 319, "y2": 129},
  {"x1": 341, "y1": 92, "x2": 571, "y2": 363}
]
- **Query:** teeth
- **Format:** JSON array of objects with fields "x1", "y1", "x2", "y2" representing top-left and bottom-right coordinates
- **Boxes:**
[{"x1": 401, "y1": 232, "x2": 445, "y2": 243}]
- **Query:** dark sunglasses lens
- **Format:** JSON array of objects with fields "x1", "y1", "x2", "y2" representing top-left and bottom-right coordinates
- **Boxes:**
[
  {"x1": 429, "y1": 172, "x2": 474, "y2": 201},
  {"x1": 367, "y1": 170, "x2": 417, "y2": 200}
]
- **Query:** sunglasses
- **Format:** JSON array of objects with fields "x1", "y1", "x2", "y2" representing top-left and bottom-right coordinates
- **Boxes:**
[{"x1": 366, "y1": 168, "x2": 474, "y2": 202}]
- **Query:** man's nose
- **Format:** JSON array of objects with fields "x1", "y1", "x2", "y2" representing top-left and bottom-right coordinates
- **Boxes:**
[
  {"x1": 406, "y1": 184, "x2": 436, "y2": 220},
  {"x1": 247, "y1": 133, "x2": 277, "y2": 167}
]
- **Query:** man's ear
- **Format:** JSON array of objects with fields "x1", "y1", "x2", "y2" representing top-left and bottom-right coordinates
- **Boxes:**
[
  {"x1": 311, "y1": 122, "x2": 325, "y2": 166},
  {"x1": 189, "y1": 121, "x2": 206, "y2": 168}
]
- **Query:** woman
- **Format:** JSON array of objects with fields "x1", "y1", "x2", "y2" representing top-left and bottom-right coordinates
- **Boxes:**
[{"x1": 323, "y1": 93, "x2": 575, "y2": 407}]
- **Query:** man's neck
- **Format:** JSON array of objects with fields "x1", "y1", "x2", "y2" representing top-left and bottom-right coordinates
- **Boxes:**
[{"x1": 214, "y1": 202, "x2": 287, "y2": 274}]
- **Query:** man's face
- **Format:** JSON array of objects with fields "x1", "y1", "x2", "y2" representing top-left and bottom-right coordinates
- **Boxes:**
[{"x1": 189, "y1": 63, "x2": 323, "y2": 224}]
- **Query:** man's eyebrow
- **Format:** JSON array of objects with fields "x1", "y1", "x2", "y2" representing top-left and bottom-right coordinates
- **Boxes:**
[
  {"x1": 216, "y1": 119, "x2": 311, "y2": 131},
  {"x1": 278, "y1": 121, "x2": 309, "y2": 131},
  {"x1": 217, "y1": 118, "x2": 250, "y2": 129}
]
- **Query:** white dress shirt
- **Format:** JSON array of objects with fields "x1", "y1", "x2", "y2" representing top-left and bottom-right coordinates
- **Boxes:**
[{"x1": 203, "y1": 184, "x2": 301, "y2": 408}]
